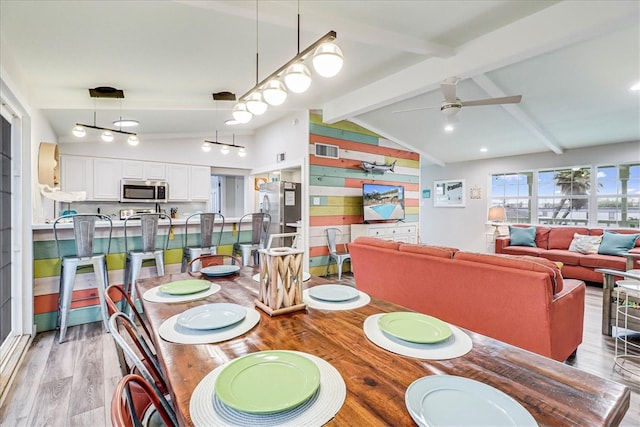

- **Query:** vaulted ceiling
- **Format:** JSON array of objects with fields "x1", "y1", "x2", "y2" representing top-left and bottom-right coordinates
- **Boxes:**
[{"x1": 1, "y1": 1, "x2": 638, "y2": 165}]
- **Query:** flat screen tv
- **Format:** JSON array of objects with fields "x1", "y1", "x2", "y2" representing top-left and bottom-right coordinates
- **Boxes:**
[{"x1": 362, "y1": 183, "x2": 405, "y2": 222}]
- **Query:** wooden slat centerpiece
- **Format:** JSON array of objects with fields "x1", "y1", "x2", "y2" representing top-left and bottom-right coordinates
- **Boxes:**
[{"x1": 255, "y1": 247, "x2": 306, "y2": 315}]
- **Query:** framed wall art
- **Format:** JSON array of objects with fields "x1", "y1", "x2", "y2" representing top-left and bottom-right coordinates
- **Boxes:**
[{"x1": 434, "y1": 179, "x2": 466, "y2": 207}]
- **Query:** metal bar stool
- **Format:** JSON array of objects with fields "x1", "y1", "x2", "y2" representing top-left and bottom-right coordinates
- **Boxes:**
[
  {"x1": 53, "y1": 213, "x2": 113, "y2": 343},
  {"x1": 232, "y1": 213, "x2": 271, "y2": 266},
  {"x1": 181, "y1": 212, "x2": 225, "y2": 273},
  {"x1": 123, "y1": 213, "x2": 171, "y2": 306},
  {"x1": 324, "y1": 227, "x2": 351, "y2": 281}
]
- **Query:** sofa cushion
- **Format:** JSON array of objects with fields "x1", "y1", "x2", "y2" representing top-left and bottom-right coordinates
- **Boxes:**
[
  {"x1": 539, "y1": 249, "x2": 582, "y2": 266},
  {"x1": 548, "y1": 227, "x2": 589, "y2": 250},
  {"x1": 399, "y1": 244, "x2": 457, "y2": 259},
  {"x1": 598, "y1": 231, "x2": 640, "y2": 256},
  {"x1": 578, "y1": 254, "x2": 626, "y2": 270},
  {"x1": 509, "y1": 226, "x2": 536, "y2": 247},
  {"x1": 591, "y1": 228, "x2": 640, "y2": 248},
  {"x1": 454, "y1": 251, "x2": 564, "y2": 293},
  {"x1": 568, "y1": 233, "x2": 602, "y2": 254},
  {"x1": 500, "y1": 246, "x2": 546, "y2": 256},
  {"x1": 352, "y1": 237, "x2": 401, "y2": 251}
]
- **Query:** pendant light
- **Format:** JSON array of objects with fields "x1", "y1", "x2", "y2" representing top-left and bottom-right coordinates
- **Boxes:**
[
  {"x1": 312, "y1": 42, "x2": 344, "y2": 78},
  {"x1": 201, "y1": 141, "x2": 212, "y2": 152},
  {"x1": 262, "y1": 80, "x2": 287, "y2": 106},
  {"x1": 246, "y1": 91, "x2": 268, "y2": 115},
  {"x1": 127, "y1": 135, "x2": 140, "y2": 146},
  {"x1": 232, "y1": 102, "x2": 252, "y2": 123},
  {"x1": 72, "y1": 87, "x2": 139, "y2": 143},
  {"x1": 101, "y1": 131, "x2": 114, "y2": 142},
  {"x1": 72, "y1": 125, "x2": 86, "y2": 137},
  {"x1": 284, "y1": 63, "x2": 312, "y2": 93},
  {"x1": 220, "y1": 145, "x2": 230, "y2": 155}
]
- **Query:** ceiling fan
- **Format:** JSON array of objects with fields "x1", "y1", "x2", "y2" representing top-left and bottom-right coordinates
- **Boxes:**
[{"x1": 393, "y1": 77, "x2": 522, "y2": 125}]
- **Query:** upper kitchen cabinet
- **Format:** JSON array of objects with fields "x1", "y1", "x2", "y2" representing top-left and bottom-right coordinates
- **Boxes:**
[
  {"x1": 60, "y1": 155, "x2": 93, "y2": 199},
  {"x1": 166, "y1": 164, "x2": 189, "y2": 201},
  {"x1": 122, "y1": 160, "x2": 166, "y2": 180},
  {"x1": 166, "y1": 164, "x2": 211, "y2": 201},
  {"x1": 93, "y1": 158, "x2": 122, "y2": 200}
]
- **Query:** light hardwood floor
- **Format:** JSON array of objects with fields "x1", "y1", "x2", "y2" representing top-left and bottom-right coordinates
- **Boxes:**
[{"x1": 1, "y1": 276, "x2": 639, "y2": 426}]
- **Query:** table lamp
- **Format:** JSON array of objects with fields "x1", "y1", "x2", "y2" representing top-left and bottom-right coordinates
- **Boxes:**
[{"x1": 488, "y1": 206, "x2": 506, "y2": 237}]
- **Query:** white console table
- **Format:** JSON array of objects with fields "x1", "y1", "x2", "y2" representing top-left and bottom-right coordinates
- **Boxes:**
[{"x1": 351, "y1": 222, "x2": 418, "y2": 243}]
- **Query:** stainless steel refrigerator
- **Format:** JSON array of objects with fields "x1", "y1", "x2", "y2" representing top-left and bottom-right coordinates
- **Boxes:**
[{"x1": 259, "y1": 181, "x2": 301, "y2": 247}]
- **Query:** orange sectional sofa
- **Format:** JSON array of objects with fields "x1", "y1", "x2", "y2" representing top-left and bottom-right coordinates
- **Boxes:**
[
  {"x1": 349, "y1": 236, "x2": 585, "y2": 362},
  {"x1": 495, "y1": 225, "x2": 640, "y2": 283}
]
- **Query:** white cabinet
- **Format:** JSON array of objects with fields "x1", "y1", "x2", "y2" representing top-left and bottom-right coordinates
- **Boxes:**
[
  {"x1": 122, "y1": 160, "x2": 166, "y2": 180},
  {"x1": 351, "y1": 222, "x2": 418, "y2": 243},
  {"x1": 166, "y1": 164, "x2": 189, "y2": 201},
  {"x1": 93, "y1": 158, "x2": 122, "y2": 200},
  {"x1": 190, "y1": 166, "x2": 211, "y2": 201},
  {"x1": 60, "y1": 155, "x2": 93, "y2": 199}
]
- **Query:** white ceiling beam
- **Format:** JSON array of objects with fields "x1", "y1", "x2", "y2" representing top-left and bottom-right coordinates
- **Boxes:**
[
  {"x1": 348, "y1": 117, "x2": 445, "y2": 167},
  {"x1": 471, "y1": 74, "x2": 563, "y2": 155},
  {"x1": 322, "y1": 1, "x2": 639, "y2": 123}
]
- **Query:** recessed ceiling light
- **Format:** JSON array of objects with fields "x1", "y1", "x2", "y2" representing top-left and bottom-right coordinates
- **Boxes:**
[
  {"x1": 630, "y1": 82, "x2": 640, "y2": 91},
  {"x1": 444, "y1": 124, "x2": 454, "y2": 132},
  {"x1": 113, "y1": 119, "x2": 139, "y2": 127},
  {"x1": 480, "y1": 147, "x2": 488, "y2": 152}
]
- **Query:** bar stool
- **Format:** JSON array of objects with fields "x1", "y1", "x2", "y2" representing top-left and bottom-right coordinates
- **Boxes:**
[
  {"x1": 181, "y1": 212, "x2": 225, "y2": 273},
  {"x1": 233, "y1": 213, "x2": 271, "y2": 266},
  {"x1": 123, "y1": 213, "x2": 171, "y2": 305},
  {"x1": 53, "y1": 213, "x2": 113, "y2": 343}
]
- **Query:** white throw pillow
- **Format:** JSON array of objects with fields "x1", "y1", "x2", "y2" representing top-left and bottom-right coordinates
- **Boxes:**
[{"x1": 568, "y1": 233, "x2": 602, "y2": 254}]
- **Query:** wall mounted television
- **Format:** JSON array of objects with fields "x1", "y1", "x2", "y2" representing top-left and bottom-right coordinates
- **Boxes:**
[{"x1": 362, "y1": 183, "x2": 405, "y2": 222}]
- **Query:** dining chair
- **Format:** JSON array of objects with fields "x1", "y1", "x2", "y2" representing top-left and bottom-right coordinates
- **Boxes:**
[
  {"x1": 109, "y1": 312, "x2": 169, "y2": 403},
  {"x1": 181, "y1": 212, "x2": 225, "y2": 273},
  {"x1": 105, "y1": 284, "x2": 156, "y2": 377},
  {"x1": 123, "y1": 213, "x2": 172, "y2": 307},
  {"x1": 111, "y1": 374, "x2": 177, "y2": 427},
  {"x1": 324, "y1": 227, "x2": 351, "y2": 281},
  {"x1": 53, "y1": 213, "x2": 113, "y2": 343},
  {"x1": 187, "y1": 254, "x2": 243, "y2": 278},
  {"x1": 232, "y1": 212, "x2": 271, "y2": 266}
]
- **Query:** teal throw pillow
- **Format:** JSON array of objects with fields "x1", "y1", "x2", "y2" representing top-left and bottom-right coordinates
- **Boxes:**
[
  {"x1": 598, "y1": 231, "x2": 640, "y2": 256},
  {"x1": 509, "y1": 226, "x2": 536, "y2": 247}
]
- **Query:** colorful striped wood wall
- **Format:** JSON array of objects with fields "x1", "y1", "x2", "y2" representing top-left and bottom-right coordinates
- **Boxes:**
[{"x1": 307, "y1": 112, "x2": 420, "y2": 277}]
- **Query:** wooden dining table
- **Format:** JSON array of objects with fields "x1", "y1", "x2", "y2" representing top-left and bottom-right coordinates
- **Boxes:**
[{"x1": 136, "y1": 267, "x2": 630, "y2": 426}]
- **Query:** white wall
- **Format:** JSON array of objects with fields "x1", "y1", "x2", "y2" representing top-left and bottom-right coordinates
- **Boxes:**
[{"x1": 421, "y1": 141, "x2": 640, "y2": 252}]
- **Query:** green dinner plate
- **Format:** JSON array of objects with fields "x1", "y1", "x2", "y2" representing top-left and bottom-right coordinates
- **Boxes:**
[
  {"x1": 159, "y1": 279, "x2": 211, "y2": 295},
  {"x1": 215, "y1": 351, "x2": 321, "y2": 414},
  {"x1": 378, "y1": 312, "x2": 452, "y2": 344}
]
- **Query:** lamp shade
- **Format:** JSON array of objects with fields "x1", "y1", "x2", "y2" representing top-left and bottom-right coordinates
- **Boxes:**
[
  {"x1": 127, "y1": 135, "x2": 139, "y2": 146},
  {"x1": 238, "y1": 147, "x2": 247, "y2": 157},
  {"x1": 312, "y1": 42, "x2": 343, "y2": 78},
  {"x1": 232, "y1": 102, "x2": 253, "y2": 124},
  {"x1": 262, "y1": 80, "x2": 287, "y2": 106},
  {"x1": 72, "y1": 125, "x2": 86, "y2": 137},
  {"x1": 488, "y1": 206, "x2": 506, "y2": 222},
  {"x1": 201, "y1": 142, "x2": 211, "y2": 152},
  {"x1": 101, "y1": 131, "x2": 114, "y2": 142},
  {"x1": 284, "y1": 63, "x2": 312, "y2": 93},
  {"x1": 246, "y1": 91, "x2": 268, "y2": 115}
]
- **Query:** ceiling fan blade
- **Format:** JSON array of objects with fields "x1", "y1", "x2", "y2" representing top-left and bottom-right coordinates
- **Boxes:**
[
  {"x1": 393, "y1": 105, "x2": 440, "y2": 114},
  {"x1": 441, "y1": 78, "x2": 458, "y2": 103},
  {"x1": 461, "y1": 95, "x2": 522, "y2": 107}
]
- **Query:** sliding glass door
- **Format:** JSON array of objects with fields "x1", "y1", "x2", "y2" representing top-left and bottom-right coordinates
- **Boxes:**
[{"x1": 0, "y1": 114, "x2": 11, "y2": 345}]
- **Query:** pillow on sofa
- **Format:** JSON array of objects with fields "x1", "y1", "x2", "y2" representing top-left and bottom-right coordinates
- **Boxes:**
[
  {"x1": 598, "y1": 231, "x2": 640, "y2": 256},
  {"x1": 509, "y1": 226, "x2": 536, "y2": 247},
  {"x1": 568, "y1": 233, "x2": 602, "y2": 254}
]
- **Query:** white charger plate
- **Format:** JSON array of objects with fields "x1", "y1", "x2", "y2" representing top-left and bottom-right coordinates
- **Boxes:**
[
  {"x1": 363, "y1": 314, "x2": 472, "y2": 360},
  {"x1": 201, "y1": 265, "x2": 241, "y2": 277},
  {"x1": 308, "y1": 284, "x2": 359, "y2": 302},
  {"x1": 143, "y1": 283, "x2": 221, "y2": 303},
  {"x1": 177, "y1": 303, "x2": 246, "y2": 330},
  {"x1": 159, "y1": 308, "x2": 260, "y2": 344},
  {"x1": 302, "y1": 289, "x2": 370, "y2": 311},
  {"x1": 405, "y1": 375, "x2": 536, "y2": 426}
]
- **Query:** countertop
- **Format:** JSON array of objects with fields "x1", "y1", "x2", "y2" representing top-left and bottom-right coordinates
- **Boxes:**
[{"x1": 32, "y1": 216, "x2": 243, "y2": 230}]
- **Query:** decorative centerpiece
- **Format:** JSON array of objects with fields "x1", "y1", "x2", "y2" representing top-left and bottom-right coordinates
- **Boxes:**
[{"x1": 255, "y1": 247, "x2": 306, "y2": 316}]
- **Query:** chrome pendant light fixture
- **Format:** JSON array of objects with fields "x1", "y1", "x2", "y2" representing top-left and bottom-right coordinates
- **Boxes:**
[
  {"x1": 204, "y1": 133, "x2": 246, "y2": 157},
  {"x1": 72, "y1": 87, "x2": 139, "y2": 145},
  {"x1": 231, "y1": 0, "x2": 343, "y2": 123}
]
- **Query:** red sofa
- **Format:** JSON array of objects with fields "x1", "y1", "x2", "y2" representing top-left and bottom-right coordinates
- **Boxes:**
[
  {"x1": 495, "y1": 225, "x2": 640, "y2": 282},
  {"x1": 349, "y1": 236, "x2": 585, "y2": 362}
]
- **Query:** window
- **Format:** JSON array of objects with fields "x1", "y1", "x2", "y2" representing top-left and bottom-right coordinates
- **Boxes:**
[
  {"x1": 596, "y1": 163, "x2": 640, "y2": 228},
  {"x1": 538, "y1": 167, "x2": 590, "y2": 225},
  {"x1": 490, "y1": 172, "x2": 533, "y2": 223},
  {"x1": 491, "y1": 163, "x2": 639, "y2": 228}
]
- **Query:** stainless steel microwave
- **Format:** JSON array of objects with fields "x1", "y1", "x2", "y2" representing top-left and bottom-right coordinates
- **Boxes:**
[{"x1": 120, "y1": 180, "x2": 168, "y2": 203}]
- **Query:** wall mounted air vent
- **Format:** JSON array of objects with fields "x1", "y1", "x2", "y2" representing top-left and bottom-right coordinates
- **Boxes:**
[{"x1": 314, "y1": 143, "x2": 339, "y2": 159}]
